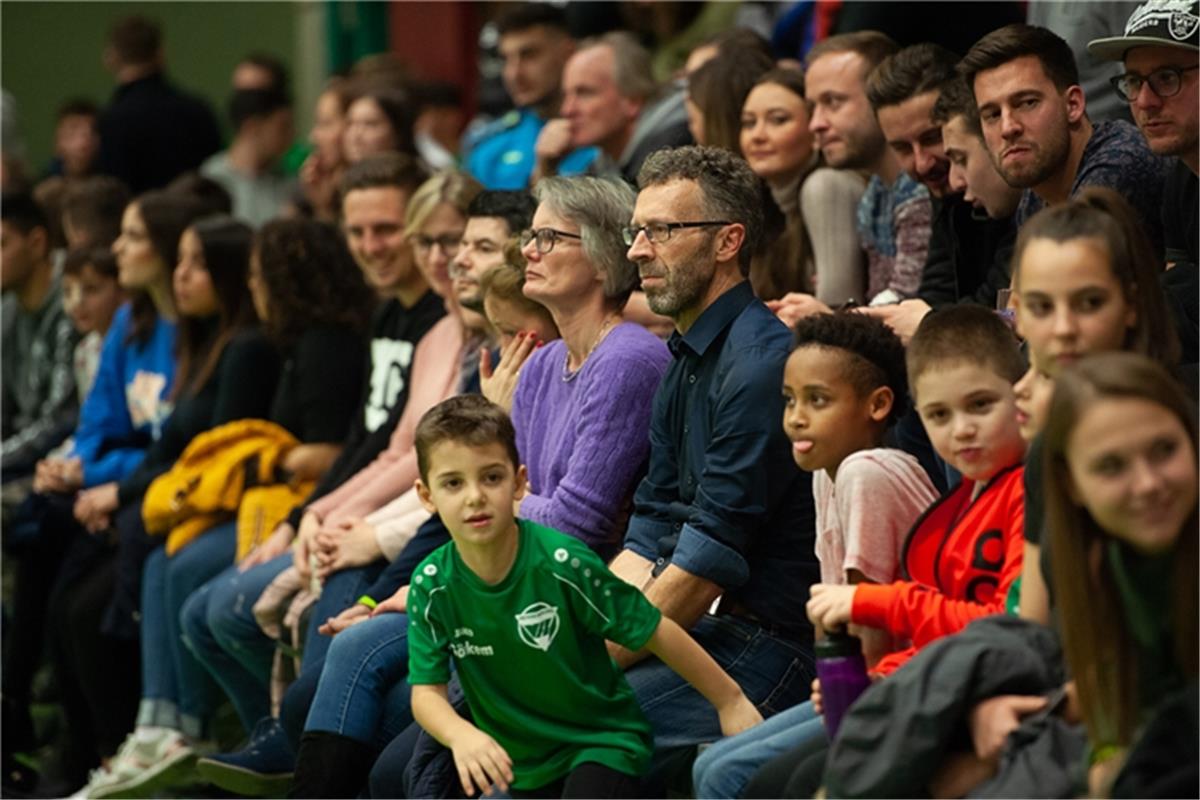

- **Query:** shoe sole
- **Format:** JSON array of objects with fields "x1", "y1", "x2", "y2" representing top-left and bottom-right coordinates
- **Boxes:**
[
  {"x1": 195, "y1": 758, "x2": 293, "y2": 797},
  {"x1": 86, "y1": 751, "x2": 196, "y2": 800}
]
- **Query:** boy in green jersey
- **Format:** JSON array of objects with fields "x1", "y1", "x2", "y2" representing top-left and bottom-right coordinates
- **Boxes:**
[{"x1": 407, "y1": 395, "x2": 763, "y2": 798}]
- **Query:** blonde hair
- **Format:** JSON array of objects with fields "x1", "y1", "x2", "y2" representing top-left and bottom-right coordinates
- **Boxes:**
[{"x1": 405, "y1": 171, "x2": 483, "y2": 235}]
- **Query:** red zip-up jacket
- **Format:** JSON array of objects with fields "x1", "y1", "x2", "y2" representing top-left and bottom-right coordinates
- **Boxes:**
[{"x1": 851, "y1": 464, "x2": 1024, "y2": 676}]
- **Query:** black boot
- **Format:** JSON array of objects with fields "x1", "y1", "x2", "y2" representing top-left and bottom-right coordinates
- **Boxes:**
[{"x1": 288, "y1": 731, "x2": 377, "y2": 798}]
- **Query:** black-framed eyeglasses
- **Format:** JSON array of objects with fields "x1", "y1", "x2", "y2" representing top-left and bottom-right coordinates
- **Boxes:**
[
  {"x1": 1110, "y1": 64, "x2": 1199, "y2": 102},
  {"x1": 414, "y1": 234, "x2": 463, "y2": 255},
  {"x1": 621, "y1": 221, "x2": 732, "y2": 246},
  {"x1": 520, "y1": 227, "x2": 582, "y2": 254}
]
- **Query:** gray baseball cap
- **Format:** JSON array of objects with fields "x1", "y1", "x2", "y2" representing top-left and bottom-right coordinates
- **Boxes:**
[{"x1": 1088, "y1": 0, "x2": 1200, "y2": 61}]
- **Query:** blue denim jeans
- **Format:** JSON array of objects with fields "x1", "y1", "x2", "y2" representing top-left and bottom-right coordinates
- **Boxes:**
[
  {"x1": 691, "y1": 699, "x2": 825, "y2": 798},
  {"x1": 626, "y1": 614, "x2": 814, "y2": 748},
  {"x1": 624, "y1": 614, "x2": 813, "y2": 791},
  {"x1": 300, "y1": 564, "x2": 385, "y2": 673},
  {"x1": 180, "y1": 556, "x2": 385, "y2": 733},
  {"x1": 140, "y1": 522, "x2": 238, "y2": 739},
  {"x1": 180, "y1": 552, "x2": 292, "y2": 732},
  {"x1": 303, "y1": 612, "x2": 414, "y2": 748}
]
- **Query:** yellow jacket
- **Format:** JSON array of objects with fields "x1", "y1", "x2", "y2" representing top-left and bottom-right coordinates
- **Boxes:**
[{"x1": 142, "y1": 419, "x2": 314, "y2": 558}]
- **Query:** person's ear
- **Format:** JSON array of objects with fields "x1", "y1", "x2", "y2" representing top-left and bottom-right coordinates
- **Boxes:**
[
  {"x1": 28, "y1": 226, "x2": 49, "y2": 261},
  {"x1": 713, "y1": 222, "x2": 746, "y2": 266},
  {"x1": 1063, "y1": 85, "x2": 1086, "y2": 125},
  {"x1": 416, "y1": 479, "x2": 437, "y2": 515},
  {"x1": 867, "y1": 385, "x2": 894, "y2": 424},
  {"x1": 514, "y1": 464, "x2": 528, "y2": 501}
]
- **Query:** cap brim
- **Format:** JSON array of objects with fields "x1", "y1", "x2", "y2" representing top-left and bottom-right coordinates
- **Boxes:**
[{"x1": 1087, "y1": 34, "x2": 1200, "y2": 61}]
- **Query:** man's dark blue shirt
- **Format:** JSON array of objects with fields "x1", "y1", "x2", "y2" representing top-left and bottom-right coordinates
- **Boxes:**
[{"x1": 624, "y1": 281, "x2": 819, "y2": 640}]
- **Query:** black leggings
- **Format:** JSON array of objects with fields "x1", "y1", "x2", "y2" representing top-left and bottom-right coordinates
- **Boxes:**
[
  {"x1": 511, "y1": 763, "x2": 640, "y2": 799},
  {"x1": 47, "y1": 506, "x2": 142, "y2": 782}
]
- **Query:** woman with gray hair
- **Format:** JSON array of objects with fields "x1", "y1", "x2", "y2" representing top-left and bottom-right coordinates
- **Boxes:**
[{"x1": 511, "y1": 174, "x2": 672, "y2": 554}]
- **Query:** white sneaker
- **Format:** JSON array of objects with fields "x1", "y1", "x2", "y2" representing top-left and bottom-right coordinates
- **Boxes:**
[{"x1": 82, "y1": 729, "x2": 197, "y2": 799}]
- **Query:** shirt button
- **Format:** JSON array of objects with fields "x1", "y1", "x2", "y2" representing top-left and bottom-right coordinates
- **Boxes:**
[
  {"x1": 683, "y1": 424, "x2": 689, "y2": 434},
  {"x1": 688, "y1": 374, "x2": 697, "y2": 384},
  {"x1": 656, "y1": 557, "x2": 666, "y2": 566}
]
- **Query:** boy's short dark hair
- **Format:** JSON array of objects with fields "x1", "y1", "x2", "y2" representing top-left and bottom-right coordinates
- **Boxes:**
[
  {"x1": 57, "y1": 98, "x2": 99, "y2": 122},
  {"x1": 1, "y1": 191, "x2": 48, "y2": 234},
  {"x1": 495, "y1": 3, "x2": 570, "y2": 37},
  {"x1": 467, "y1": 190, "x2": 536, "y2": 238},
  {"x1": 62, "y1": 176, "x2": 131, "y2": 248},
  {"x1": 229, "y1": 87, "x2": 291, "y2": 130},
  {"x1": 415, "y1": 395, "x2": 520, "y2": 484},
  {"x1": 63, "y1": 247, "x2": 118, "y2": 280},
  {"x1": 906, "y1": 305, "x2": 1025, "y2": 393},
  {"x1": 239, "y1": 52, "x2": 290, "y2": 93},
  {"x1": 930, "y1": 76, "x2": 982, "y2": 137},
  {"x1": 792, "y1": 312, "x2": 910, "y2": 427},
  {"x1": 958, "y1": 24, "x2": 1079, "y2": 94},
  {"x1": 866, "y1": 43, "x2": 959, "y2": 111},
  {"x1": 339, "y1": 153, "x2": 430, "y2": 205}
]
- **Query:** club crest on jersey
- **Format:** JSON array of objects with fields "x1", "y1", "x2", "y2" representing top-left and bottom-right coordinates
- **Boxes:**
[{"x1": 515, "y1": 601, "x2": 560, "y2": 651}]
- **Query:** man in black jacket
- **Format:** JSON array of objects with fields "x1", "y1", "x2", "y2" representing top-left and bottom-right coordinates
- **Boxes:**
[{"x1": 97, "y1": 15, "x2": 222, "y2": 193}]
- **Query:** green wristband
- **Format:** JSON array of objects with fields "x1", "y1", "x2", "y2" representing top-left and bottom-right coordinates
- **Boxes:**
[{"x1": 356, "y1": 595, "x2": 378, "y2": 610}]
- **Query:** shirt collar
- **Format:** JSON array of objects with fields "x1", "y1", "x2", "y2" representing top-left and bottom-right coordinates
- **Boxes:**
[{"x1": 669, "y1": 280, "x2": 755, "y2": 358}]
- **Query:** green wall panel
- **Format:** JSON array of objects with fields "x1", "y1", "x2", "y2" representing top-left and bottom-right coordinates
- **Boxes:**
[{"x1": 2, "y1": 1, "x2": 302, "y2": 174}]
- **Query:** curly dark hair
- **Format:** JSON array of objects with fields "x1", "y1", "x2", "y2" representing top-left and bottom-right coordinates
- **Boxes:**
[
  {"x1": 254, "y1": 219, "x2": 374, "y2": 346},
  {"x1": 792, "y1": 311, "x2": 910, "y2": 427}
]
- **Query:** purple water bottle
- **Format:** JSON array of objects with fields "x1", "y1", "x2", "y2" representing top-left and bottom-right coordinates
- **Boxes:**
[{"x1": 814, "y1": 631, "x2": 871, "y2": 739}]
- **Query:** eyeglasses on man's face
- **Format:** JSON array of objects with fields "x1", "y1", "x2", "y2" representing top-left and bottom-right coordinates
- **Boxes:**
[
  {"x1": 1111, "y1": 64, "x2": 1200, "y2": 102},
  {"x1": 621, "y1": 221, "x2": 732, "y2": 246},
  {"x1": 520, "y1": 227, "x2": 582, "y2": 254}
]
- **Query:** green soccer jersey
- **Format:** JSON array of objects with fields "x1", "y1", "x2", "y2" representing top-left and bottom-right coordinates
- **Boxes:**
[{"x1": 407, "y1": 519, "x2": 663, "y2": 790}]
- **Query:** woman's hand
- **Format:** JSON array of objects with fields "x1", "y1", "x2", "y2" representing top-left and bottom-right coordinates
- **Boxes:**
[
  {"x1": 810, "y1": 677, "x2": 824, "y2": 716},
  {"x1": 372, "y1": 584, "x2": 410, "y2": 616},
  {"x1": 314, "y1": 518, "x2": 383, "y2": 579},
  {"x1": 317, "y1": 602, "x2": 372, "y2": 637},
  {"x1": 292, "y1": 510, "x2": 322, "y2": 578},
  {"x1": 479, "y1": 332, "x2": 540, "y2": 412},
  {"x1": 73, "y1": 482, "x2": 119, "y2": 532},
  {"x1": 240, "y1": 521, "x2": 295, "y2": 572}
]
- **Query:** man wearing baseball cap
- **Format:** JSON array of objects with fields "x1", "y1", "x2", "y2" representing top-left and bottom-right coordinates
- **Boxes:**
[{"x1": 1091, "y1": 0, "x2": 1199, "y2": 361}]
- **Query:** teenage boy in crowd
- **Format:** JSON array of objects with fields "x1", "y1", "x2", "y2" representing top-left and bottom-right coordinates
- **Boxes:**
[
  {"x1": 961, "y1": 23, "x2": 1173, "y2": 254},
  {"x1": 616, "y1": 145, "x2": 820, "y2": 782},
  {"x1": 1089, "y1": 0, "x2": 1199, "y2": 362},
  {"x1": 1, "y1": 192, "x2": 78, "y2": 486},
  {"x1": 403, "y1": 395, "x2": 762, "y2": 798},
  {"x1": 862, "y1": 45, "x2": 1022, "y2": 344},
  {"x1": 200, "y1": 81, "x2": 296, "y2": 228},
  {"x1": 464, "y1": 4, "x2": 596, "y2": 190}
]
